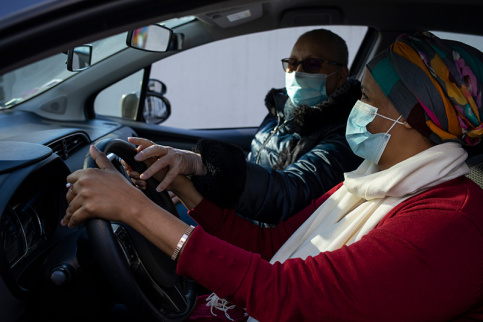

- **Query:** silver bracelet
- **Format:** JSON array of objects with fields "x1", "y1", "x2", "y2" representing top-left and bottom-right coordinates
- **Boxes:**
[{"x1": 171, "y1": 225, "x2": 195, "y2": 261}]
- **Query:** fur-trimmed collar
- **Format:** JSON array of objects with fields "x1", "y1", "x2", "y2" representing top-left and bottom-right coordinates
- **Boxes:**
[{"x1": 264, "y1": 78, "x2": 361, "y2": 136}]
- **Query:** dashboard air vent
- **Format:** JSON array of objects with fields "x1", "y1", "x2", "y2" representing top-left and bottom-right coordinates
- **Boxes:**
[{"x1": 47, "y1": 133, "x2": 89, "y2": 160}]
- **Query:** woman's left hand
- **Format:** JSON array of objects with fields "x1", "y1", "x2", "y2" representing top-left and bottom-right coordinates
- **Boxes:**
[{"x1": 61, "y1": 145, "x2": 148, "y2": 228}]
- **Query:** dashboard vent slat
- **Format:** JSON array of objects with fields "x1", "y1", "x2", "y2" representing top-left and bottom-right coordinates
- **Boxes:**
[{"x1": 47, "y1": 133, "x2": 89, "y2": 160}]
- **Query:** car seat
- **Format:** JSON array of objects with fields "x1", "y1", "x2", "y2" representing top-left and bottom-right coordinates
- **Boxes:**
[{"x1": 465, "y1": 148, "x2": 483, "y2": 188}]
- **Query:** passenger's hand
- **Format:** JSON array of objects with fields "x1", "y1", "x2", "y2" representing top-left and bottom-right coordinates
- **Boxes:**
[
  {"x1": 122, "y1": 160, "x2": 181, "y2": 206},
  {"x1": 128, "y1": 137, "x2": 206, "y2": 192},
  {"x1": 122, "y1": 137, "x2": 169, "y2": 190},
  {"x1": 61, "y1": 145, "x2": 151, "y2": 228}
]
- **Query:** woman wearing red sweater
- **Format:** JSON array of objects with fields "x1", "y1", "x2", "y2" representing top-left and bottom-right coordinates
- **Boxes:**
[{"x1": 62, "y1": 32, "x2": 483, "y2": 321}]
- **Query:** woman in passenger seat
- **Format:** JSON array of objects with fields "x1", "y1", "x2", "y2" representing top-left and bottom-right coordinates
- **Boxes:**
[{"x1": 63, "y1": 32, "x2": 483, "y2": 321}]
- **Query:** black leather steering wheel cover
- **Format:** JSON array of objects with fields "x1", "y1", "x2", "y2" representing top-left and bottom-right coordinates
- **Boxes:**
[{"x1": 84, "y1": 138, "x2": 197, "y2": 322}]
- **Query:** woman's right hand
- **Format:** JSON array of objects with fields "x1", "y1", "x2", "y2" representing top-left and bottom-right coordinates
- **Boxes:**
[
  {"x1": 122, "y1": 162, "x2": 148, "y2": 190},
  {"x1": 127, "y1": 137, "x2": 206, "y2": 192}
]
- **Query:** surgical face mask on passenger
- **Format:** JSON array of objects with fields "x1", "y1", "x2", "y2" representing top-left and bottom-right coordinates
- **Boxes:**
[
  {"x1": 285, "y1": 71, "x2": 336, "y2": 107},
  {"x1": 345, "y1": 100, "x2": 404, "y2": 164}
]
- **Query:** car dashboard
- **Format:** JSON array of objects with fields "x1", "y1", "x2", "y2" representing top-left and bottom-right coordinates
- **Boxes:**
[
  {"x1": 0, "y1": 109, "x2": 138, "y2": 320},
  {"x1": 0, "y1": 143, "x2": 69, "y2": 291}
]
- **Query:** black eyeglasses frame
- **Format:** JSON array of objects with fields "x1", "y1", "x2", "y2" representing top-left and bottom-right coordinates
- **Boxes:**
[{"x1": 281, "y1": 58, "x2": 344, "y2": 73}]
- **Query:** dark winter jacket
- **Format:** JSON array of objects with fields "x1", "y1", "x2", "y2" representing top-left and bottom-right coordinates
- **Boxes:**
[{"x1": 192, "y1": 78, "x2": 363, "y2": 224}]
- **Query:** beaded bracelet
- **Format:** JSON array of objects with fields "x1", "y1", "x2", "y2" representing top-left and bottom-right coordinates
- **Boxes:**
[{"x1": 171, "y1": 225, "x2": 195, "y2": 261}]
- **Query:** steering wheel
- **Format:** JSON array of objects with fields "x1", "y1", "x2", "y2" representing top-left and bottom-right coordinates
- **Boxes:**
[{"x1": 83, "y1": 138, "x2": 197, "y2": 322}]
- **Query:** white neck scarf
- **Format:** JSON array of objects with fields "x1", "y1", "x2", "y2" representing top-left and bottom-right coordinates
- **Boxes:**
[
  {"x1": 212, "y1": 143, "x2": 469, "y2": 321},
  {"x1": 268, "y1": 142, "x2": 468, "y2": 264}
]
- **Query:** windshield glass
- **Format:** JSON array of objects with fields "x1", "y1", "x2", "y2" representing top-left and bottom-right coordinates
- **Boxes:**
[
  {"x1": 0, "y1": 32, "x2": 127, "y2": 110},
  {"x1": 0, "y1": 16, "x2": 194, "y2": 110}
]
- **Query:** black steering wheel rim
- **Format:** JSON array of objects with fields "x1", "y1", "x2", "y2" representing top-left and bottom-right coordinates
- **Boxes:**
[{"x1": 83, "y1": 138, "x2": 197, "y2": 322}]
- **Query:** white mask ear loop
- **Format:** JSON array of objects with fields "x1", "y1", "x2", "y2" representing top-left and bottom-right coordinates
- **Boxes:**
[
  {"x1": 373, "y1": 115, "x2": 404, "y2": 163},
  {"x1": 377, "y1": 113, "x2": 405, "y2": 125},
  {"x1": 383, "y1": 115, "x2": 404, "y2": 137},
  {"x1": 326, "y1": 68, "x2": 340, "y2": 78}
]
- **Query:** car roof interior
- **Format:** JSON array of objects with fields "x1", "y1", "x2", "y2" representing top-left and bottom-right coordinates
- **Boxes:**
[{"x1": 1, "y1": 0, "x2": 483, "y2": 76}]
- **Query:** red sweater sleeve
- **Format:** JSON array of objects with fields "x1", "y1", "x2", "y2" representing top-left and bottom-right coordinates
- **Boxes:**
[
  {"x1": 176, "y1": 179, "x2": 483, "y2": 321},
  {"x1": 185, "y1": 183, "x2": 337, "y2": 259}
]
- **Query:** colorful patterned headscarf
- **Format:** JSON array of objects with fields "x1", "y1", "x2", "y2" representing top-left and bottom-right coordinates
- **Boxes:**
[{"x1": 367, "y1": 31, "x2": 483, "y2": 146}]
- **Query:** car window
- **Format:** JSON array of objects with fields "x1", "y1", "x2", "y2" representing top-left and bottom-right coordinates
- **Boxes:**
[
  {"x1": 151, "y1": 26, "x2": 367, "y2": 129},
  {"x1": 431, "y1": 31, "x2": 483, "y2": 52},
  {"x1": 94, "y1": 70, "x2": 144, "y2": 119}
]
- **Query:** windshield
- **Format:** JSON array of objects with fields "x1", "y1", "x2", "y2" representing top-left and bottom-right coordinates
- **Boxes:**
[
  {"x1": 0, "y1": 16, "x2": 195, "y2": 110},
  {"x1": 0, "y1": 32, "x2": 128, "y2": 110}
]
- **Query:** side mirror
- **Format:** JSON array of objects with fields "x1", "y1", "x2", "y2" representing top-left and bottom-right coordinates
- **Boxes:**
[
  {"x1": 144, "y1": 95, "x2": 171, "y2": 124},
  {"x1": 143, "y1": 79, "x2": 170, "y2": 124},
  {"x1": 120, "y1": 93, "x2": 139, "y2": 120},
  {"x1": 148, "y1": 79, "x2": 167, "y2": 95},
  {"x1": 126, "y1": 25, "x2": 173, "y2": 52},
  {"x1": 67, "y1": 45, "x2": 92, "y2": 71},
  {"x1": 120, "y1": 80, "x2": 171, "y2": 124}
]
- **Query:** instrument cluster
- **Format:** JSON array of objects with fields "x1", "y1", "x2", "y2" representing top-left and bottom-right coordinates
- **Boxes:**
[
  {"x1": 1, "y1": 201, "x2": 46, "y2": 268},
  {"x1": 0, "y1": 184, "x2": 61, "y2": 271}
]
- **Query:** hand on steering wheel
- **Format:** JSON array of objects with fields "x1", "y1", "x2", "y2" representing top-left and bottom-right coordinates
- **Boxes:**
[{"x1": 69, "y1": 138, "x2": 196, "y2": 322}]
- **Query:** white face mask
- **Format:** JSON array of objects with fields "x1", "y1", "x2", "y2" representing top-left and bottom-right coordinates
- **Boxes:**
[
  {"x1": 345, "y1": 100, "x2": 404, "y2": 164},
  {"x1": 285, "y1": 71, "x2": 335, "y2": 107}
]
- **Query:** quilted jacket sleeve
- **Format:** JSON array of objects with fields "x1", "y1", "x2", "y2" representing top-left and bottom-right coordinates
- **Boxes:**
[{"x1": 191, "y1": 137, "x2": 361, "y2": 224}]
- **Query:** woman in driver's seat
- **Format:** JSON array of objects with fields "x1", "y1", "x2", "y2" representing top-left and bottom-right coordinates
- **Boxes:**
[{"x1": 62, "y1": 32, "x2": 483, "y2": 321}]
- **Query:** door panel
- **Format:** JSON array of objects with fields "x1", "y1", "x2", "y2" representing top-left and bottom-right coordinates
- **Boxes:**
[{"x1": 124, "y1": 121, "x2": 257, "y2": 155}]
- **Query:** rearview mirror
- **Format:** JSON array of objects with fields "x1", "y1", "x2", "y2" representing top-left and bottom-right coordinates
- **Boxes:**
[
  {"x1": 126, "y1": 25, "x2": 173, "y2": 52},
  {"x1": 67, "y1": 45, "x2": 92, "y2": 72},
  {"x1": 169, "y1": 33, "x2": 184, "y2": 51}
]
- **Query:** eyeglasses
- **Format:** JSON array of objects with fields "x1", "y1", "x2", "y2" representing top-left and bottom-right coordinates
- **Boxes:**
[{"x1": 281, "y1": 58, "x2": 344, "y2": 73}]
